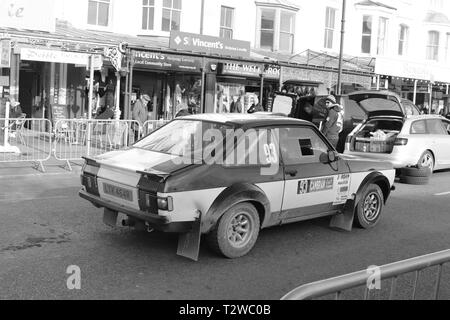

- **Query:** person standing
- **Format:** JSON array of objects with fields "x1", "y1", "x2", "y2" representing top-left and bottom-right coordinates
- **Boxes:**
[
  {"x1": 321, "y1": 95, "x2": 344, "y2": 149},
  {"x1": 132, "y1": 94, "x2": 150, "y2": 140}
]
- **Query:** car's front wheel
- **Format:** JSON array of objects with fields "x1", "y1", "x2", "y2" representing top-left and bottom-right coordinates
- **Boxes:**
[
  {"x1": 355, "y1": 184, "x2": 384, "y2": 229},
  {"x1": 206, "y1": 203, "x2": 260, "y2": 259}
]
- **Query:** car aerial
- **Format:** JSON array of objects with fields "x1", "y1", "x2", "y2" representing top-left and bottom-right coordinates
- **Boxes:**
[
  {"x1": 345, "y1": 101, "x2": 450, "y2": 172},
  {"x1": 80, "y1": 114, "x2": 396, "y2": 261}
]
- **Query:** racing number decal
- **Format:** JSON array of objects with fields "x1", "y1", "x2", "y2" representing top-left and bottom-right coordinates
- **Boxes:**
[{"x1": 264, "y1": 143, "x2": 278, "y2": 164}]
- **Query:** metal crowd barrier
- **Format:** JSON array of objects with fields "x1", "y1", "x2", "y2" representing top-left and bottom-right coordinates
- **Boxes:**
[
  {"x1": 282, "y1": 249, "x2": 450, "y2": 300},
  {"x1": 54, "y1": 119, "x2": 141, "y2": 171},
  {"x1": 142, "y1": 120, "x2": 170, "y2": 137},
  {"x1": 0, "y1": 118, "x2": 53, "y2": 172}
]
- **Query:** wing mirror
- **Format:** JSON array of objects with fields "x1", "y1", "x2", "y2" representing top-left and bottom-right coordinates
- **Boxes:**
[{"x1": 321, "y1": 150, "x2": 340, "y2": 164}]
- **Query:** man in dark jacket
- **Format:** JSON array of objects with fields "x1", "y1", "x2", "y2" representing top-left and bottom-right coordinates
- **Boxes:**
[{"x1": 321, "y1": 95, "x2": 344, "y2": 149}]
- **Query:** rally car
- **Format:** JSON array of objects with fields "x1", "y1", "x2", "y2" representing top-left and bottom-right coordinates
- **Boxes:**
[{"x1": 79, "y1": 114, "x2": 396, "y2": 260}]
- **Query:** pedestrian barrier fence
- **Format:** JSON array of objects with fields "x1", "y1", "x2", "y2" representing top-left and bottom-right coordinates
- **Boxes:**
[
  {"x1": 0, "y1": 117, "x2": 53, "y2": 172},
  {"x1": 142, "y1": 120, "x2": 170, "y2": 137},
  {"x1": 281, "y1": 249, "x2": 450, "y2": 300},
  {"x1": 54, "y1": 119, "x2": 140, "y2": 171}
]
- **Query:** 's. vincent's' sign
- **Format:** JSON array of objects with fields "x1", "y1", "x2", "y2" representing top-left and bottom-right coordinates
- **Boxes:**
[{"x1": 170, "y1": 31, "x2": 251, "y2": 58}]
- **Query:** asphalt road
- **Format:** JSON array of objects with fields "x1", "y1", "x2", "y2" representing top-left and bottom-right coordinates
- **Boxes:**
[{"x1": 0, "y1": 168, "x2": 449, "y2": 300}]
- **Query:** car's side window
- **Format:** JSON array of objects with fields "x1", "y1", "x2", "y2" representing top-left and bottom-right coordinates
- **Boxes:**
[
  {"x1": 426, "y1": 120, "x2": 447, "y2": 135},
  {"x1": 280, "y1": 127, "x2": 329, "y2": 165},
  {"x1": 442, "y1": 120, "x2": 450, "y2": 135},
  {"x1": 410, "y1": 120, "x2": 427, "y2": 134}
]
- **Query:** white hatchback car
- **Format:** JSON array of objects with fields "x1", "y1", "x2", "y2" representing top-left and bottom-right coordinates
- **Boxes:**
[{"x1": 345, "y1": 114, "x2": 450, "y2": 171}]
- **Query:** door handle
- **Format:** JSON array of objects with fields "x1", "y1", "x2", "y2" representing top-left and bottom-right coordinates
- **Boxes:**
[{"x1": 286, "y1": 169, "x2": 298, "y2": 177}]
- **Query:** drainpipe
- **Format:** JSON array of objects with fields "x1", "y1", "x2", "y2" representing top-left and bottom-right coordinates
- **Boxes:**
[
  {"x1": 200, "y1": 0, "x2": 205, "y2": 35},
  {"x1": 336, "y1": 0, "x2": 347, "y2": 95}
]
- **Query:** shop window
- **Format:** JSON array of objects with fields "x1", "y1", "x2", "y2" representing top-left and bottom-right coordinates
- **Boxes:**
[
  {"x1": 446, "y1": 33, "x2": 450, "y2": 62},
  {"x1": 398, "y1": 24, "x2": 409, "y2": 56},
  {"x1": 162, "y1": 0, "x2": 182, "y2": 32},
  {"x1": 324, "y1": 7, "x2": 336, "y2": 49},
  {"x1": 142, "y1": 0, "x2": 155, "y2": 30},
  {"x1": 377, "y1": 17, "x2": 388, "y2": 55},
  {"x1": 361, "y1": 15, "x2": 372, "y2": 54},
  {"x1": 426, "y1": 31, "x2": 440, "y2": 61},
  {"x1": 220, "y1": 6, "x2": 234, "y2": 39},
  {"x1": 88, "y1": 0, "x2": 110, "y2": 27}
]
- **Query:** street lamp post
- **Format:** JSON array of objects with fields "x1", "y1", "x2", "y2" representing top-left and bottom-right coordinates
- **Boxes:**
[{"x1": 337, "y1": 0, "x2": 347, "y2": 96}]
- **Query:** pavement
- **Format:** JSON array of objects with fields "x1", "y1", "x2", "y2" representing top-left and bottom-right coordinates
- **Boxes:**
[{"x1": 0, "y1": 167, "x2": 449, "y2": 300}]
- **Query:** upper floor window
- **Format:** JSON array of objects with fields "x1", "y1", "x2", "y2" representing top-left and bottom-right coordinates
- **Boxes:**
[
  {"x1": 426, "y1": 31, "x2": 440, "y2": 60},
  {"x1": 257, "y1": 7, "x2": 296, "y2": 53},
  {"x1": 361, "y1": 15, "x2": 372, "y2": 54},
  {"x1": 280, "y1": 11, "x2": 295, "y2": 52},
  {"x1": 446, "y1": 33, "x2": 450, "y2": 61},
  {"x1": 162, "y1": 0, "x2": 182, "y2": 32},
  {"x1": 88, "y1": 0, "x2": 110, "y2": 27},
  {"x1": 142, "y1": 0, "x2": 155, "y2": 30},
  {"x1": 398, "y1": 24, "x2": 409, "y2": 56},
  {"x1": 220, "y1": 6, "x2": 234, "y2": 39},
  {"x1": 324, "y1": 7, "x2": 336, "y2": 49},
  {"x1": 377, "y1": 17, "x2": 388, "y2": 55}
]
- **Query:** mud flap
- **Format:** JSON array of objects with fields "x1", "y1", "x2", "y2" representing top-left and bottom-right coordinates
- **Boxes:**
[
  {"x1": 103, "y1": 208, "x2": 118, "y2": 227},
  {"x1": 330, "y1": 199, "x2": 356, "y2": 232},
  {"x1": 177, "y1": 211, "x2": 202, "y2": 262}
]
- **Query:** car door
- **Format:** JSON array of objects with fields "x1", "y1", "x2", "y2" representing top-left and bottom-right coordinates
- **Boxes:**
[
  {"x1": 438, "y1": 119, "x2": 450, "y2": 167},
  {"x1": 279, "y1": 125, "x2": 351, "y2": 223},
  {"x1": 425, "y1": 119, "x2": 448, "y2": 168}
]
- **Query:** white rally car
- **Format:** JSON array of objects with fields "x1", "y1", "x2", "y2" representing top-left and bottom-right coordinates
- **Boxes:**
[{"x1": 80, "y1": 114, "x2": 396, "y2": 260}]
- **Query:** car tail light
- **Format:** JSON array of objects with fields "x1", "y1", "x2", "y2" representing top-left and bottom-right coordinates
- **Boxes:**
[
  {"x1": 157, "y1": 197, "x2": 173, "y2": 212},
  {"x1": 82, "y1": 174, "x2": 99, "y2": 196},
  {"x1": 394, "y1": 138, "x2": 409, "y2": 146}
]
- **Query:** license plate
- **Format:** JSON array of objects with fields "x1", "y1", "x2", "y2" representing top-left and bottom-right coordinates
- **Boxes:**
[{"x1": 103, "y1": 183, "x2": 133, "y2": 202}]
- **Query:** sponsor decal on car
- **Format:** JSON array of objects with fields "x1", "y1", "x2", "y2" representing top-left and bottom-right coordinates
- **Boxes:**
[
  {"x1": 297, "y1": 177, "x2": 334, "y2": 195},
  {"x1": 333, "y1": 174, "x2": 351, "y2": 205}
]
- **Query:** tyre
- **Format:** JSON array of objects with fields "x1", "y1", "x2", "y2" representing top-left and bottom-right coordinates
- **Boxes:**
[
  {"x1": 399, "y1": 175, "x2": 430, "y2": 185},
  {"x1": 206, "y1": 203, "x2": 260, "y2": 259},
  {"x1": 401, "y1": 167, "x2": 432, "y2": 178},
  {"x1": 417, "y1": 151, "x2": 435, "y2": 171},
  {"x1": 355, "y1": 184, "x2": 384, "y2": 229}
]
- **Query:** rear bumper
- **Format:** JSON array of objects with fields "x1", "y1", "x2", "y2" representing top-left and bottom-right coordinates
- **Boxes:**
[{"x1": 79, "y1": 190, "x2": 193, "y2": 233}]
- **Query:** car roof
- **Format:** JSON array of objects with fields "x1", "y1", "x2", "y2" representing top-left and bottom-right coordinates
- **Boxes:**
[
  {"x1": 178, "y1": 113, "x2": 312, "y2": 128},
  {"x1": 405, "y1": 115, "x2": 447, "y2": 121}
]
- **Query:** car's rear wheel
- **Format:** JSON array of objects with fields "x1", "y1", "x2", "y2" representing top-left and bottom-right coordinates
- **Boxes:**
[
  {"x1": 355, "y1": 184, "x2": 384, "y2": 229},
  {"x1": 418, "y1": 151, "x2": 434, "y2": 171},
  {"x1": 206, "y1": 203, "x2": 260, "y2": 259}
]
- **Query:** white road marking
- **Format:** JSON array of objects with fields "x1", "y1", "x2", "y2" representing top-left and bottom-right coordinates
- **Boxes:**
[
  {"x1": 0, "y1": 196, "x2": 72, "y2": 203},
  {"x1": 434, "y1": 191, "x2": 450, "y2": 196}
]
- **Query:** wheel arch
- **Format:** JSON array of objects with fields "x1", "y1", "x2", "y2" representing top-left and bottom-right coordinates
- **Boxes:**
[
  {"x1": 356, "y1": 172, "x2": 392, "y2": 205},
  {"x1": 201, "y1": 183, "x2": 270, "y2": 234}
]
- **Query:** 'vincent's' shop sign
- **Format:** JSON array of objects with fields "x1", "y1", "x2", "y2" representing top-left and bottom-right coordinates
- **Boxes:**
[{"x1": 132, "y1": 51, "x2": 202, "y2": 72}]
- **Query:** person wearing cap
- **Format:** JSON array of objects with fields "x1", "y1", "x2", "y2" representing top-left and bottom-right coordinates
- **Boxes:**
[
  {"x1": 9, "y1": 99, "x2": 23, "y2": 118},
  {"x1": 132, "y1": 94, "x2": 151, "y2": 140},
  {"x1": 321, "y1": 95, "x2": 344, "y2": 149}
]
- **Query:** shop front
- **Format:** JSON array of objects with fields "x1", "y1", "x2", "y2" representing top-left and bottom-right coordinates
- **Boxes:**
[
  {"x1": 204, "y1": 61, "x2": 280, "y2": 114},
  {"x1": 129, "y1": 50, "x2": 203, "y2": 120}
]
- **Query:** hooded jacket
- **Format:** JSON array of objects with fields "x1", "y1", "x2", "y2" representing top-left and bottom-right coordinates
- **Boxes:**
[{"x1": 322, "y1": 104, "x2": 344, "y2": 139}]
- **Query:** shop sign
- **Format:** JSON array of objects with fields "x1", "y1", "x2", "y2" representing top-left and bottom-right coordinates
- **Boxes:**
[
  {"x1": 0, "y1": 0, "x2": 56, "y2": 33},
  {"x1": 0, "y1": 39, "x2": 11, "y2": 68},
  {"x1": 219, "y1": 62, "x2": 263, "y2": 78},
  {"x1": 132, "y1": 51, "x2": 202, "y2": 72},
  {"x1": 170, "y1": 31, "x2": 251, "y2": 58},
  {"x1": 264, "y1": 65, "x2": 281, "y2": 80},
  {"x1": 375, "y1": 57, "x2": 431, "y2": 81},
  {"x1": 20, "y1": 48, "x2": 90, "y2": 65}
]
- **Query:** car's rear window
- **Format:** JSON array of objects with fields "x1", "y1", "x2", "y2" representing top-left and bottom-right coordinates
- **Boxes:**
[{"x1": 358, "y1": 98, "x2": 402, "y2": 113}]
